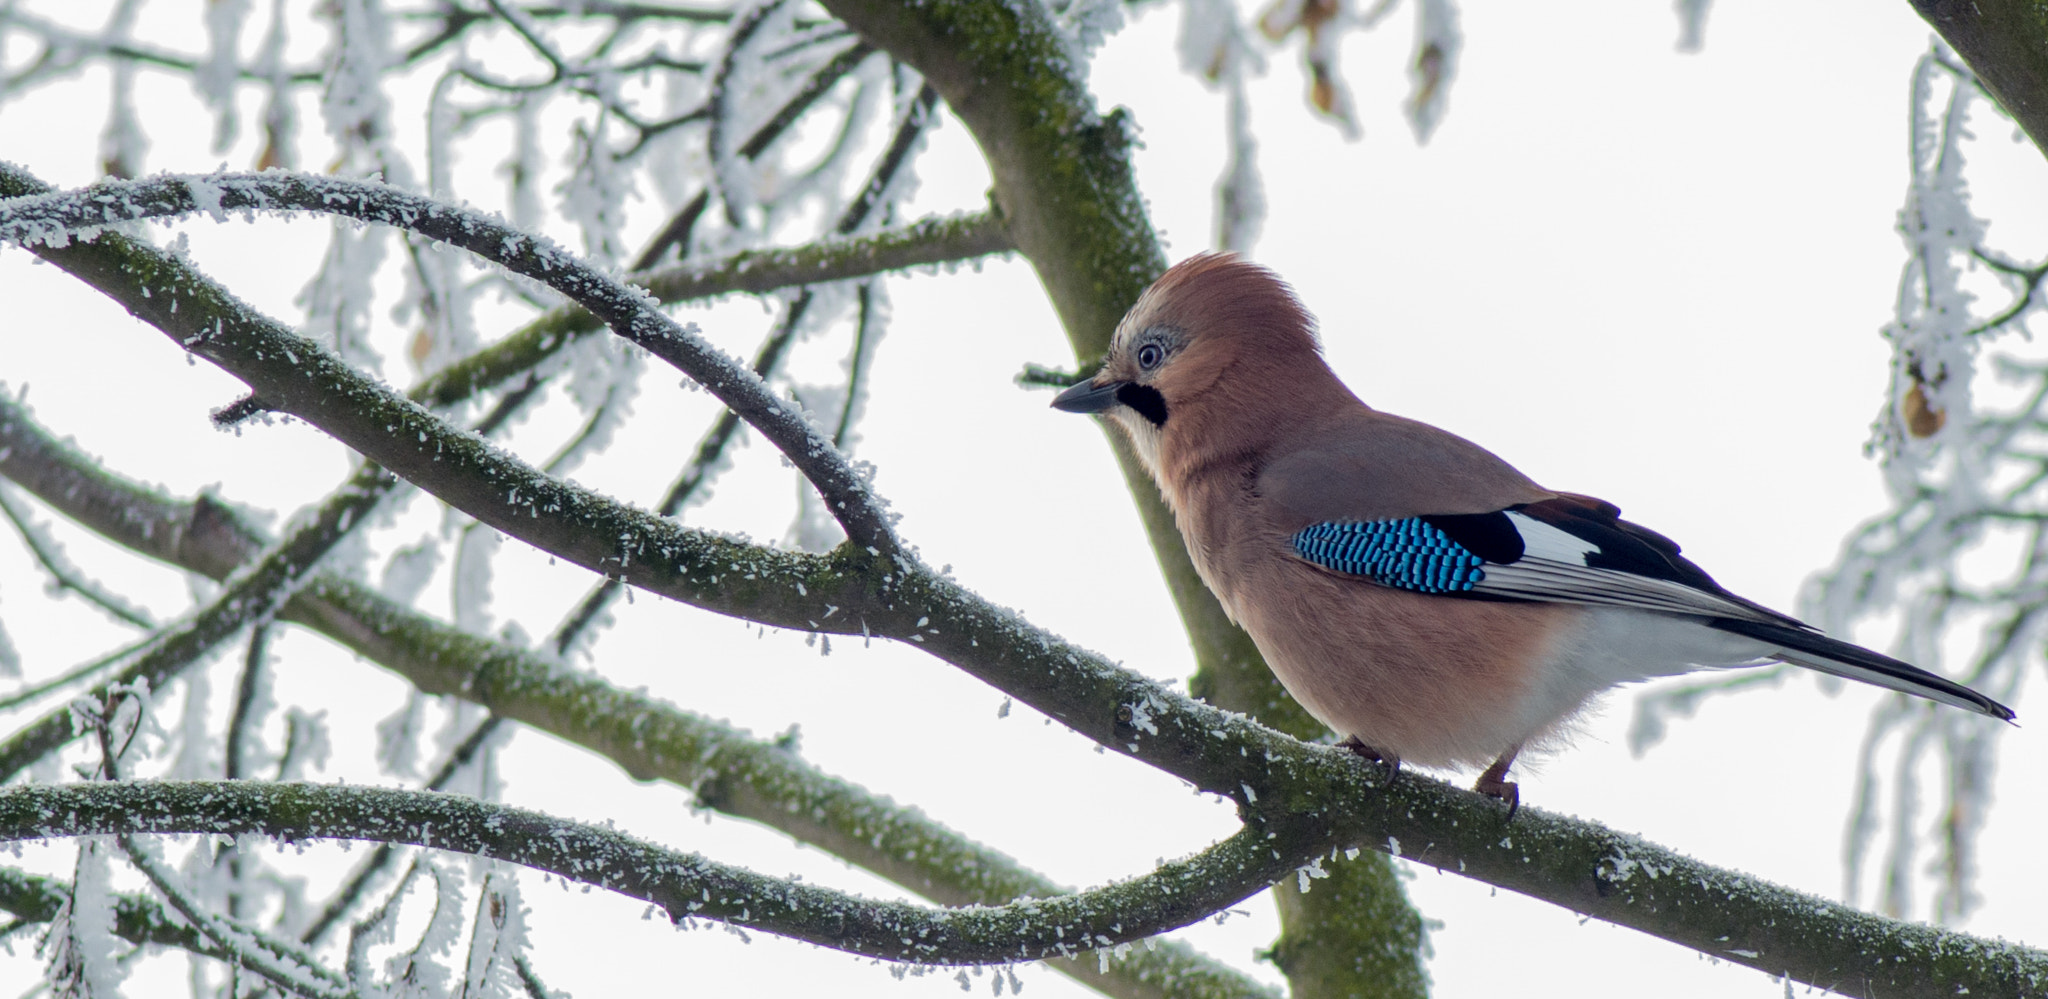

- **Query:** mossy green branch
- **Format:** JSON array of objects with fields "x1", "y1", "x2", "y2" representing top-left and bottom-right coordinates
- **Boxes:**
[
  {"x1": 812, "y1": 3, "x2": 1424, "y2": 994},
  {"x1": 0, "y1": 864, "x2": 226, "y2": 959},
  {"x1": 409, "y1": 210, "x2": 1013, "y2": 410},
  {"x1": 0, "y1": 780, "x2": 1303, "y2": 967},
  {"x1": 0, "y1": 390, "x2": 1278, "y2": 999},
  {"x1": 1913, "y1": 0, "x2": 2048, "y2": 160},
  {"x1": 0, "y1": 168, "x2": 903, "y2": 558},
  {"x1": 6, "y1": 158, "x2": 2041, "y2": 997},
  {"x1": 0, "y1": 459, "x2": 398, "y2": 782},
  {"x1": 811, "y1": 0, "x2": 1160, "y2": 355}
]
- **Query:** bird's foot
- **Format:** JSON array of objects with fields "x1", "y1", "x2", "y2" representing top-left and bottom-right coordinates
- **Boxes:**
[
  {"x1": 1475, "y1": 751, "x2": 1521, "y2": 822},
  {"x1": 1338, "y1": 736, "x2": 1401, "y2": 781}
]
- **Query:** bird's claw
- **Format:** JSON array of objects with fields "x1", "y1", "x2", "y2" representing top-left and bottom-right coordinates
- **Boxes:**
[
  {"x1": 1338, "y1": 735, "x2": 1402, "y2": 781},
  {"x1": 1474, "y1": 773, "x2": 1520, "y2": 821},
  {"x1": 1475, "y1": 751, "x2": 1521, "y2": 821}
]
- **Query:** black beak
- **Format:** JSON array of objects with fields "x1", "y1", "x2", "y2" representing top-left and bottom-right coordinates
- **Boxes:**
[{"x1": 1051, "y1": 379, "x2": 1125, "y2": 414}]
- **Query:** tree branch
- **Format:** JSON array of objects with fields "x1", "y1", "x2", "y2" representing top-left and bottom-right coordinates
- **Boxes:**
[
  {"x1": 0, "y1": 780, "x2": 1300, "y2": 968},
  {"x1": 813, "y1": 3, "x2": 1425, "y2": 994},
  {"x1": 1912, "y1": 1, "x2": 2048, "y2": 160},
  {"x1": 119, "y1": 835, "x2": 352, "y2": 999},
  {"x1": 0, "y1": 864, "x2": 226, "y2": 959},
  {"x1": 411, "y1": 209, "x2": 1009, "y2": 410},
  {"x1": 0, "y1": 169, "x2": 905, "y2": 555},
  {"x1": 5, "y1": 160, "x2": 2041, "y2": 998},
  {"x1": 0, "y1": 459, "x2": 398, "y2": 782},
  {"x1": 0, "y1": 390, "x2": 1274, "y2": 999},
  {"x1": 0, "y1": 483, "x2": 157, "y2": 628}
]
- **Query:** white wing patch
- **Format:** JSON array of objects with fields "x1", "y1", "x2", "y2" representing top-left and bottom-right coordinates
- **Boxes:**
[
  {"x1": 1476, "y1": 512, "x2": 1795, "y2": 625},
  {"x1": 1503, "y1": 510, "x2": 1599, "y2": 564}
]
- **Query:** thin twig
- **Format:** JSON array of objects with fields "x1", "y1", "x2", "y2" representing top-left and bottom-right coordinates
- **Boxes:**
[{"x1": 0, "y1": 484, "x2": 156, "y2": 628}]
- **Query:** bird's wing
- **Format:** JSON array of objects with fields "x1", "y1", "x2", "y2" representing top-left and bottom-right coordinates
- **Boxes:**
[
  {"x1": 1255, "y1": 417, "x2": 1788, "y2": 622},
  {"x1": 1287, "y1": 492, "x2": 1800, "y2": 626},
  {"x1": 1284, "y1": 493, "x2": 2017, "y2": 720}
]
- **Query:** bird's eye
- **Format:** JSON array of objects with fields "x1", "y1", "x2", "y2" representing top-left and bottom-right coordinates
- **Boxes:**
[{"x1": 1136, "y1": 342, "x2": 1164, "y2": 371}]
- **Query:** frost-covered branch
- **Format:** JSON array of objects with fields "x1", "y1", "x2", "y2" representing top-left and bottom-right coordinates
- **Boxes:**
[
  {"x1": 815, "y1": 2, "x2": 1427, "y2": 993},
  {"x1": 631, "y1": 34, "x2": 875, "y2": 263},
  {"x1": 0, "y1": 482, "x2": 156, "y2": 629},
  {"x1": 0, "y1": 168, "x2": 905, "y2": 555},
  {"x1": 300, "y1": 717, "x2": 503, "y2": 947},
  {"x1": 119, "y1": 835, "x2": 353, "y2": 999},
  {"x1": 414, "y1": 211, "x2": 1005, "y2": 410},
  {"x1": 4, "y1": 167, "x2": 2040, "y2": 999},
  {"x1": 0, "y1": 389, "x2": 1275, "y2": 999},
  {"x1": 0, "y1": 457, "x2": 397, "y2": 781},
  {"x1": 1801, "y1": 50, "x2": 2042, "y2": 923},
  {"x1": 0, "y1": 780, "x2": 1297, "y2": 967},
  {"x1": 0, "y1": 864, "x2": 225, "y2": 959}
]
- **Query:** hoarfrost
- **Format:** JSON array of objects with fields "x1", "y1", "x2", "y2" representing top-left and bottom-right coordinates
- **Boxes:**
[
  {"x1": 560, "y1": 115, "x2": 637, "y2": 263},
  {"x1": 360, "y1": 860, "x2": 468, "y2": 998},
  {"x1": 198, "y1": 0, "x2": 254, "y2": 151},
  {"x1": 788, "y1": 475, "x2": 846, "y2": 553},
  {"x1": 254, "y1": 0, "x2": 299, "y2": 171},
  {"x1": 95, "y1": 0, "x2": 148, "y2": 181},
  {"x1": 502, "y1": 98, "x2": 546, "y2": 232},
  {"x1": 458, "y1": 870, "x2": 530, "y2": 999},
  {"x1": 42, "y1": 840, "x2": 128, "y2": 999},
  {"x1": 709, "y1": 1, "x2": 804, "y2": 232},
  {"x1": 320, "y1": 0, "x2": 395, "y2": 163},
  {"x1": 453, "y1": 525, "x2": 503, "y2": 636},
  {"x1": 171, "y1": 670, "x2": 219, "y2": 780},
  {"x1": 299, "y1": 220, "x2": 391, "y2": 370},
  {"x1": 1791, "y1": 47, "x2": 2035, "y2": 923},
  {"x1": 1673, "y1": 0, "x2": 1712, "y2": 52},
  {"x1": 377, "y1": 691, "x2": 428, "y2": 779},
  {"x1": 551, "y1": 335, "x2": 647, "y2": 476},
  {"x1": 1405, "y1": 0, "x2": 1460, "y2": 143},
  {"x1": 277, "y1": 706, "x2": 332, "y2": 779},
  {"x1": 0, "y1": 592, "x2": 18, "y2": 677},
  {"x1": 380, "y1": 537, "x2": 444, "y2": 606},
  {"x1": 1056, "y1": 0, "x2": 1128, "y2": 71}
]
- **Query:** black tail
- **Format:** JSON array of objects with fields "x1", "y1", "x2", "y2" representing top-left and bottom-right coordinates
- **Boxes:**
[{"x1": 1709, "y1": 618, "x2": 2016, "y2": 722}]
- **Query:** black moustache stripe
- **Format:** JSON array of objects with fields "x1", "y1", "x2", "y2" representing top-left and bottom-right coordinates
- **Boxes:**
[{"x1": 1117, "y1": 383, "x2": 1168, "y2": 426}]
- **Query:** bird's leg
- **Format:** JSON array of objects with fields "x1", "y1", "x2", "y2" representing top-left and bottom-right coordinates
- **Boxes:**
[
  {"x1": 1475, "y1": 748, "x2": 1521, "y2": 821},
  {"x1": 1338, "y1": 735, "x2": 1401, "y2": 780}
]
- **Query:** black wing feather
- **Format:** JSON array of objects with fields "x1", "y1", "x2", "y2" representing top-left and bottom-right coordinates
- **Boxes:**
[
  {"x1": 1419, "y1": 511, "x2": 1524, "y2": 564},
  {"x1": 1710, "y1": 618, "x2": 2015, "y2": 721}
]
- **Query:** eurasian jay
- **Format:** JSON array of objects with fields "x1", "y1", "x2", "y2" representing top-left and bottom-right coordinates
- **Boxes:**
[{"x1": 1052, "y1": 253, "x2": 2014, "y2": 810}]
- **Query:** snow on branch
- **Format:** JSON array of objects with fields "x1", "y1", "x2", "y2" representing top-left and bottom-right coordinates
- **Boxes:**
[
  {"x1": 0, "y1": 167, "x2": 900, "y2": 556},
  {"x1": 119, "y1": 835, "x2": 352, "y2": 999},
  {"x1": 0, "y1": 459, "x2": 399, "y2": 783},
  {"x1": 0, "y1": 482, "x2": 156, "y2": 630},
  {"x1": 0, "y1": 863, "x2": 224, "y2": 959},
  {"x1": 0, "y1": 390, "x2": 1278, "y2": 999},
  {"x1": 1803, "y1": 48, "x2": 2045, "y2": 924},
  {"x1": 0, "y1": 780, "x2": 1295, "y2": 968},
  {"x1": 409, "y1": 209, "x2": 1011, "y2": 411},
  {"x1": 5, "y1": 153, "x2": 2045, "y2": 994}
]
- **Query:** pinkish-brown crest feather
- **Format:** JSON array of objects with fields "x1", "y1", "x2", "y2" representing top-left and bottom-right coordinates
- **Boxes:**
[{"x1": 1119, "y1": 252, "x2": 1319, "y2": 357}]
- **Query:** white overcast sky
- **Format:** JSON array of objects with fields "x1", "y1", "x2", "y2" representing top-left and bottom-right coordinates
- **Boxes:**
[{"x1": 0, "y1": 1, "x2": 2044, "y2": 997}]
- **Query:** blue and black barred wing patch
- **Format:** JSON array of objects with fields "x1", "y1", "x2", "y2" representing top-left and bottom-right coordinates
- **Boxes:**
[
  {"x1": 1289, "y1": 500, "x2": 1801, "y2": 625},
  {"x1": 1291, "y1": 517, "x2": 1503, "y2": 594}
]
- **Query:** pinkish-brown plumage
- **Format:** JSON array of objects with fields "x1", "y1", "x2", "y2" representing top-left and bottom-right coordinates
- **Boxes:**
[
  {"x1": 1053, "y1": 252, "x2": 2013, "y2": 805},
  {"x1": 1103, "y1": 256, "x2": 1581, "y2": 773}
]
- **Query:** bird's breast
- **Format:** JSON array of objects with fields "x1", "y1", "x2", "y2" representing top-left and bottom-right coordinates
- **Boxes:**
[{"x1": 1169, "y1": 481, "x2": 1597, "y2": 768}]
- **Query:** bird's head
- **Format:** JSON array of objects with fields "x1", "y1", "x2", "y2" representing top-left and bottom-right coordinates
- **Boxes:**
[{"x1": 1052, "y1": 253, "x2": 1323, "y2": 471}]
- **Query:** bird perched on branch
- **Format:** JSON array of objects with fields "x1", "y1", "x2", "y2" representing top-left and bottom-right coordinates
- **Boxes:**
[{"x1": 1052, "y1": 253, "x2": 2014, "y2": 812}]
